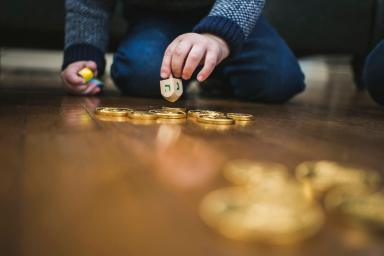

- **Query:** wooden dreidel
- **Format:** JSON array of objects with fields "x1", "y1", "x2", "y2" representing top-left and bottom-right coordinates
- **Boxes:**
[
  {"x1": 78, "y1": 67, "x2": 94, "y2": 83},
  {"x1": 160, "y1": 75, "x2": 183, "y2": 102}
]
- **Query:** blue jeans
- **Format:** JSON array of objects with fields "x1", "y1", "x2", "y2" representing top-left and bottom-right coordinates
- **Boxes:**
[
  {"x1": 111, "y1": 11, "x2": 305, "y2": 103},
  {"x1": 363, "y1": 40, "x2": 384, "y2": 105}
]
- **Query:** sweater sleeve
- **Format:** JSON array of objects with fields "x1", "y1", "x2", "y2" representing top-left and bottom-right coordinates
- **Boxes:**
[
  {"x1": 62, "y1": 0, "x2": 117, "y2": 75},
  {"x1": 193, "y1": 0, "x2": 265, "y2": 55}
]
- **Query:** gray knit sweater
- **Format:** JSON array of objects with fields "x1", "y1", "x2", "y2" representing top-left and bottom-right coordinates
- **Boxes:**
[{"x1": 63, "y1": 0, "x2": 265, "y2": 74}]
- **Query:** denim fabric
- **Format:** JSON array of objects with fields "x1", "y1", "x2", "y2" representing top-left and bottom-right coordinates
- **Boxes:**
[
  {"x1": 363, "y1": 40, "x2": 384, "y2": 105},
  {"x1": 111, "y1": 12, "x2": 305, "y2": 103}
]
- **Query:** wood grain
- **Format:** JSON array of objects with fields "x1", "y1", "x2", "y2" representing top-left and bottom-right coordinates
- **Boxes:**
[{"x1": 0, "y1": 66, "x2": 384, "y2": 256}]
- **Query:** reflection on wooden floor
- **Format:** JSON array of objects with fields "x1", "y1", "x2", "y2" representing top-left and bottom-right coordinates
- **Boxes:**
[{"x1": 0, "y1": 57, "x2": 383, "y2": 256}]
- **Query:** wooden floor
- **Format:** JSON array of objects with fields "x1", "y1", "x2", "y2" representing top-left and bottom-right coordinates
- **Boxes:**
[{"x1": 1, "y1": 59, "x2": 384, "y2": 256}]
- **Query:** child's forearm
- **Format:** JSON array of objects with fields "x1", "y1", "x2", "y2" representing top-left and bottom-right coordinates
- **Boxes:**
[
  {"x1": 63, "y1": 0, "x2": 117, "y2": 75},
  {"x1": 193, "y1": 0, "x2": 265, "y2": 55}
]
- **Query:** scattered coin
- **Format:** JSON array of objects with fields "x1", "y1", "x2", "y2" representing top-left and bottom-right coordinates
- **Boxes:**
[
  {"x1": 223, "y1": 160, "x2": 289, "y2": 186},
  {"x1": 200, "y1": 186, "x2": 324, "y2": 244},
  {"x1": 95, "y1": 107, "x2": 133, "y2": 117},
  {"x1": 295, "y1": 161, "x2": 381, "y2": 194},
  {"x1": 325, "y1": 187, "x2": 384, "y2": 231},
  {"x1": 127, "y1": 111, "x2": 158, "y2": 120},
  {"x1": 149, "y1": 109, "x2": 187, "y2": 119},
  {"x1": 94, "y1": 115, "x2": 128, "y2": 122},
  {"x1": 197, "y1": 122, "x2": 233, "y2": 131},
  {"x1": 94, "y1": 106, "x2": 255, "y2": 128},
  {"x1": 197, "y1": 115, "x2": 235, "y2": 125},
  {"x1": 227, "y1": 113, "x2": 255, "y2": 121},
  {"x1": 188, "y1": 110, "x2": 224, "y2": 118}
]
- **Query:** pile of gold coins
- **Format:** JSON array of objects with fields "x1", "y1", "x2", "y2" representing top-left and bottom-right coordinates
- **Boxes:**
[
  {"x1": 199, "y1": 160, "x2": 383, "y2": 245},
  {"x1": 94, "y1": 106, "x2": 254, "y2": 126}
]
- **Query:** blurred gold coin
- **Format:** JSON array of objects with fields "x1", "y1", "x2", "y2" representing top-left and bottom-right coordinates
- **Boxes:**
[
  {"x1": 149, "y1": 109, "x2": 186, "y2": 119},
  {"x1": 188, "y1": 110, "x2": 224, "y2": 118},
  {"x1": 197, "y1": 115, "x2": 235, "y2": 125},
  {"x1": 197, "y1": 122, "x2": 232, "y2": 131},
  {"x1": 325, "y1": 187, "x2": 384, "y2": 231},
  {"x1": 95, "y1": 107, "x2": 133, "y2": 117},
  {"x1": 223, "y1": 159, "x2": 289, "y2": 186},
  {"x1": 161, "y1": 106, "x2": 187, "y2": 112},
  {"x1": 200, "y1": 187, "x2": 324, "y2": 244},
  {"x1": 295, "y1": 161, "x2": 381, "y2": 194},
  {"x1": 127, "y1": 111, "x2": 158, "y2": 120},
  {"x1": 200, "y1": 187, "x2": 254, "y2": 229},
  {"x1": 227, "y1": 113, "x2": 255, "y2": 121}
]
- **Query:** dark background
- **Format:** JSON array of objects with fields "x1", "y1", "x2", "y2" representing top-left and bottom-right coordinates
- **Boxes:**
[{"x1": 1, "y1": 0, "x2": 384, "y2": 83}]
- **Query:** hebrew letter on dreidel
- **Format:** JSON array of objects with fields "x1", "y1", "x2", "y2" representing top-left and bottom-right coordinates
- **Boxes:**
[
  {"x1": 160, "y1": 76, "x2": 183, "y2": 102},
  {"x1": 174, "y1": 79, "x2": 183, "y2": 97},
  {"x1": 160, "y1": 79, "x2": 175, "y2": 99}
]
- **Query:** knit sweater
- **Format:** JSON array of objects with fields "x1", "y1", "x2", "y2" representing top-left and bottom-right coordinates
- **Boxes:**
[{"x1": 63, "y1": 0, "x2": 265, "y2": 75}]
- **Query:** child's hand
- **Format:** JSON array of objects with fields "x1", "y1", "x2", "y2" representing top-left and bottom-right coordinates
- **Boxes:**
[
  {"x1": 61, "y1": 61, "x2": 100, "y2": 95},
  {"x1": 160, "y1": 33, "x2": 230, "y2": 82}
]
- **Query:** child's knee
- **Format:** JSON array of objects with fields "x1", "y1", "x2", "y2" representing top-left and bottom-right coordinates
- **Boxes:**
[
  {"x1": 232, "y1": 61, "x2": 305, "y2": 103},
  {"x1": 110, "y1": 31, "x2": 168, "y2": 97},
  {"x1": 363, "y1": 41, "x2": 384, "y2": 105},
  {"x1": 111, "y1": 56, "x2": 161, "y2": 97}
]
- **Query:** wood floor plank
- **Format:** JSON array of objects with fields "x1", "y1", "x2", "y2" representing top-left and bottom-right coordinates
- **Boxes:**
[{"x1": 1, "y1": 63, "x2": 384, "y2": 256}]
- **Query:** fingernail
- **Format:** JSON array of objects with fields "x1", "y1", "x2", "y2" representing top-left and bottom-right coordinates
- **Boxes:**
[{"x1": 160, "y1": 71, "x2": 167, "y2": 79}]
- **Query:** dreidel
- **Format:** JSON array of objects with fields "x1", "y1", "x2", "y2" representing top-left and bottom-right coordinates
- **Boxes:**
[
  {"x1": 160, "y1": 75, "x2": 183, "y2": 102},
  {"x1": 78, "y1": 67, "x2": 94, "y2": 83}
]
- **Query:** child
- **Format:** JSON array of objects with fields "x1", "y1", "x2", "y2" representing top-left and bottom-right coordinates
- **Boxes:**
[
  {"x1": 363, "y1": 41, "x2": 384, "y2": 105},
  {"x1": 61, "y1": 0, "x2": 305, "y2": 103}
]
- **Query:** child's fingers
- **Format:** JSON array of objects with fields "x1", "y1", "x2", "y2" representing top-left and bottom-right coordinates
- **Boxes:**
[
  {"x1": 182, "y1": 45, "x2": 206, "y2": 80},
  {"x1": 197, "y1": 50, "x2": 219, "y2": 82},
  {"x1": 65, "y1": 71, "x2": 85, "y2": 85},
  {"x1": 161, "y1": 43, "x2": 177, "y2": 79},
  {"x1": 81, "y1": 83, "x2": 97, "y2": 95},
  {"x1": 171, "y1": 40, "x2": 193, "y2": 78},
  {"x1": 90, "y1": 87, "x2": 101, "y2": 95}
]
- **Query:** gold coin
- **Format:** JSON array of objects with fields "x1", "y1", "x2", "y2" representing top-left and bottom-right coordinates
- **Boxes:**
[
  {"x1": 227, "y1": 113, "x2": 255, "y2": 121},
  {"x1": 223, "y1": 159, "x2": 289, "y2": 186},
  {"x1": 149, "y1": 109, "x2": 186, "y2": 119},
  {"x1": 188, "y1": 110, "x2": 224, "y2": 118},
  {"x1": 95, "y1": 115, "x2": 128, "y2": 122},
  {"x1": 197, "y1": 122, "x2": 232, "y2": 131},
  {"x1": 325, "y1": 187, "x2": 384, "y2": 230},
  {"x1": 161, "y1": 106, "x2": 187, "y2": 112},
  {"x1": 197, "y1": 115, "x2": 235, "y2": 125},
  {"x1": 200, "y1": 187, "x2": 324, "y2": 244},
  {"x1": 95, "y1": 107, "x2": 133, "y2": 117},
  {"x1": 127, "y1": 111, "x2": 158, "y2": 120},
  {"x1": 295, "y1": 161, "x2": 381, "y2": 194}
]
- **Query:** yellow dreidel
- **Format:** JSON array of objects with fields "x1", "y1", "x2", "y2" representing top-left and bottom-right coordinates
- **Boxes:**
[
  {"x1": 78, "y1": 67, "x2": 94, "y2": 83},
  {"x1": 160, "y1": 74, "x2": 183, "y2": 102}
]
